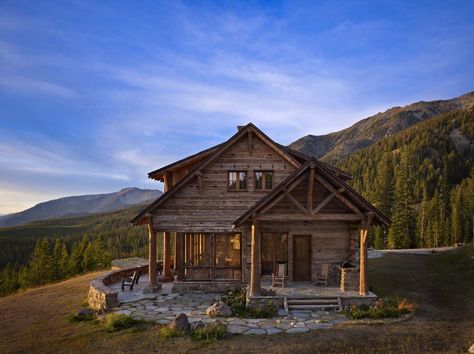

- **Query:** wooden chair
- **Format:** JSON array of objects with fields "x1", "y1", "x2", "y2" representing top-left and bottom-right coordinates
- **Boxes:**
[
  {"x1": 315, "y1": 263, "x2": 329, "y2": 287},
  {"x1": 272, "y1": 263, "x2": 287, "y2": 287},
  {"x1": 121, "y1": 271, "x2": 140, "y2": 291}
]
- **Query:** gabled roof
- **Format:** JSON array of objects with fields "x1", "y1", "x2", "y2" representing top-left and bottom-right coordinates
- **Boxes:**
[
  {"x1": 233, "y1": 159, "x2": 390, "y2": 227},
  {"x1": 148, "y1": 143, "x2": 223, "y2": 181},
  {"x1": 147, "y1": 137, "x2": 351, "y2": 182},
  {"x1": 131, "y1": 123, "x2": 301, "y2": 225}
]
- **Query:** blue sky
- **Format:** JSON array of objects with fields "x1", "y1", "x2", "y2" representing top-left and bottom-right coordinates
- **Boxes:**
[{"x1": 0, "y1": 1, "x2": 473, "y2": 213}]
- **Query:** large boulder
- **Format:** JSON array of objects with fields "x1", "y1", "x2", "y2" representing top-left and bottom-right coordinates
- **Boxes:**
[
  {"x1": 206, "y1": 301, "x2": 232, "y2": 317},
  {"x1": 169, "y1": 313, "x2": 190, "y2": 332},
  {"x1": 469, "y1": 343, "x2": 474, "y2": 353}
]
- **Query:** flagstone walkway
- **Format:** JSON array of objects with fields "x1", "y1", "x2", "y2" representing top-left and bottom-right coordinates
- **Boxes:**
[{"x1": 114, "y1": 292, "x2": 348, "y2": 335}]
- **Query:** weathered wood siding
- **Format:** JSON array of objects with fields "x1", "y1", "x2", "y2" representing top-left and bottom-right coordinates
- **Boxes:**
[
  {"x1": 151, "y1": 134, "x2": 296, "y2": 232},
  {"x1": 244, "y1": 221, "x2": 357, "y2": 284}
]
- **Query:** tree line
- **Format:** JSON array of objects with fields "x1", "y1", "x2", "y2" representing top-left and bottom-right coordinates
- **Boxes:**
[
  {"x1": 338, "y1": 109, "x2": 474, "y2": 249},
  {"x1": 0, "y1": 236, "x2": 111, "y2": 296}
]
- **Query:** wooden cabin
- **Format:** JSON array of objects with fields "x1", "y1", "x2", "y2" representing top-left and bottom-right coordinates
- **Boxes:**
[{"x1": 131, "y1": 123, "x2": 389, "y2": 298}]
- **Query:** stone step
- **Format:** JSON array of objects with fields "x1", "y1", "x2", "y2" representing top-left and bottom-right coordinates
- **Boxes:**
[
  {"x1": 288, "y1": 305, "x2": 339, "y2": 311},
  {"x1": 288, "y1": 299, "x2": 338, "y2": 304},
  {"x1": 286, "y1": 297, "x2": 343, "y2": 311}
]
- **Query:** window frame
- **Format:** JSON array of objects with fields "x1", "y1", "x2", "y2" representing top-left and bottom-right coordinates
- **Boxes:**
[
  {"x1": 227, "y1": 170, "x2": 248, "y2": 192},
  {"x1": 254, "y1": 170, "x2": 273, "y2": 191}
]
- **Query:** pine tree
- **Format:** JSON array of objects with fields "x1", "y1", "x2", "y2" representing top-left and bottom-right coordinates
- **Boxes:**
[
  {"x1": 417, "y1": 188, "x2": 430, "y2": 248},
  {"x1": 22, "y1": 239, "x2": 53, "y2": 287},
  {"x1": 450, "y1": 187, "x2": 463, "y2": 245},
  {"x1": 387, "y1": 152, "x2": 417, "y2": 248}
]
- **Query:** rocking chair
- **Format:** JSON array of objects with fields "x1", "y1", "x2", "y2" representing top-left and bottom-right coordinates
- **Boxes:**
[
  {"x1": 315, "y1": 263, "x2": 329, "y2": 287},
  {"x1": 272, "y1": 263, "x2": 287, "y2": 287},
  {"x1": 121, "y1": 271, "x2": 140, "y2": 291}
]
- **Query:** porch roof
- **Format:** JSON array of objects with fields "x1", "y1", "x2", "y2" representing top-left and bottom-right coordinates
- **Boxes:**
[{"x1": 233, "y1": 160, "x2": 391, "y2": 228}]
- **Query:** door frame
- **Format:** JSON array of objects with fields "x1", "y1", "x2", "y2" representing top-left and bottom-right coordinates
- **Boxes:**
[{"x1": 292, "y1": 234, "x2": 312, "y2": 281}]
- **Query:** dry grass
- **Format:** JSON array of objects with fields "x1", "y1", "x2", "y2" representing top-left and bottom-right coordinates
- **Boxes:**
[{"x1": 0, "y1": 247, "x2": 473, "y2": 354}]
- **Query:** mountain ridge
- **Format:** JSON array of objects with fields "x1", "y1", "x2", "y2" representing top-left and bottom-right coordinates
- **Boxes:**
[
  {"x1": 289, "y1": 91, "x2": 474, "y2": 162},
  {"x1": 0, "y1": 187, "x2": 162, "y2": 227}
]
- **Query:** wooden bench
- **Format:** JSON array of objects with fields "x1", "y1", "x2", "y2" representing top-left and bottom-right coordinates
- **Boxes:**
[{"x1": 121, "y1": 271, "x2": 140, "y2": 291}]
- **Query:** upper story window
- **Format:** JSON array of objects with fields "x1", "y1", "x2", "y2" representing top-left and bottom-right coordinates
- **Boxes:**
[
  {"x1": 228, "y1": 171, "x2": 247, "y2": 191},
  {"x1": 255, "y1": 171, "x2": 273, "y2": 190}
]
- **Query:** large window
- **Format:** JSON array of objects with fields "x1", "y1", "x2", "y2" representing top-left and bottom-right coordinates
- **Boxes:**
[
  {"x1": 183, "y1": 233, "x2": 241, "y2": 280},
  {"x1": 261, "y1": 232, "x2": 288, "y2": 276},
  {"x1": 255, "y1": 171, "x2": 273, "y2": 190},
  {"x1": 228, "y1": 171, "x2": 247, "y2": 191},
  {"x1": 215, "y1": 233, "x2": 241, "y2": 266}
]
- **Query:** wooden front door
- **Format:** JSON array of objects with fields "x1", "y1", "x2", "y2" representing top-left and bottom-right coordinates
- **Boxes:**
[{"x1": 293, "y1": 235, "x2": 311, "y2": 281}]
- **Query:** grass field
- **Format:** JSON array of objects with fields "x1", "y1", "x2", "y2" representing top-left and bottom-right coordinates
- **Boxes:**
[{"x1": 0, "y1": 247, "x2": 473, "y2": 354}]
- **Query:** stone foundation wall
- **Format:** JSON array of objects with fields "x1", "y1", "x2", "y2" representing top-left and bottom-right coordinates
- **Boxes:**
[
  {"x1": 340, "y1": 267, "x2": 359, "y2": 292},
  {"x1": 172, "y1": 281, "x2": 243, "y2": 293},
  {"x1": 88, "y1": 264, "x2": 153, "y2": 310}
]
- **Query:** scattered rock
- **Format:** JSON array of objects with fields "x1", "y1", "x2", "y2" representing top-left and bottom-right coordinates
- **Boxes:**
[
  {"x1": 206, "y1": 301, "x2": 232, "y2": 317},
  {"x1": 169, "y1": 313, "x2": 190, "y2": 332},
  {"x1": 191, "y1": 320, "x2": 205, "y2": 331}
]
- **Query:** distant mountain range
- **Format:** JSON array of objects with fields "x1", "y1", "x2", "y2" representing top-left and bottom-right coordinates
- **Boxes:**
[
  {"x1": 0, "y1": 188, "x2": 162, "y2": 227},
  {"x1": 289, "y1": 91, "x2": 474, "y2": 162}
]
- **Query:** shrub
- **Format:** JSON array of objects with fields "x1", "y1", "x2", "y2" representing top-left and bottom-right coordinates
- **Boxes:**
[
  {"x1": 343, "y1": 298, "x2": 414, "y2": 320},
  {"x1": 221, "y1": 287, "x2": 248, "y2": 317},
  {"x1": 221, "y1": 287, "x2": 276, "y2": 318},
  {"x1": 158, "y1": 326, "x2": 185, "y2": 338},
  {"x1": 191, "y1": 323, "x2": 227, "y2": 342},
  {"x1": 104, "y1": 313, "x2": 143, "y2": 332}
]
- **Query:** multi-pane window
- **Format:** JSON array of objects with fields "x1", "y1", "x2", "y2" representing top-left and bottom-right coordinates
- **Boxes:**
[
  {"x1": 228, "y1": 171, "x2": 247, "y2": 191},
  {"x1": 255, "y1": 171, "x2": 273, "y2": 190}
]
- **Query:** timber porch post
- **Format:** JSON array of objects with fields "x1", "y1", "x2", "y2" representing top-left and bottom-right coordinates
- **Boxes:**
[
  {"x1": 163, "y1": 232, "x2": 172, "y2": 280},
  {"x1": 144, "y1": 216, "x2": 161, "y2": 293},
  {"x1": 249, "y1": 215, "x2": 261, "y2": 297},
  {"x1": 359, "y1": 212, "x2": 374, "y2": 296}
]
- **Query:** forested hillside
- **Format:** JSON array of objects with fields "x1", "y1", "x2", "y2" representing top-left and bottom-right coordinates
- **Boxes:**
[
  {"x1": 338, "y1": 109, "x2": 474, "y2": 249},
  {"x1": 290, "y1": 92, "x2": 474, "y2": 162},
  {"x1": 0, "y1": 205, "x2": 164, "y2": 297}
]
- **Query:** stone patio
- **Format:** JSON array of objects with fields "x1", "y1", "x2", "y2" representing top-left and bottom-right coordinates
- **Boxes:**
[{"x1": 111, "y1": 280, "x2": 349, "y2": 335}]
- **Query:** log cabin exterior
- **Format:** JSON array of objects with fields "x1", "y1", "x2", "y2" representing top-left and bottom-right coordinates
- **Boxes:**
[{"x1": 131, "y1": 123, "x2": 390, "y2": 299}]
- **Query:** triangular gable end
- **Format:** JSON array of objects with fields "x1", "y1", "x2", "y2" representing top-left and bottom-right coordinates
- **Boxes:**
[
  {"x1": 234, "y1": 161, "x2": 390, "y2": 227},
  {"x1": 131, "y1": 123, "x2": 301, "y2": 225}
]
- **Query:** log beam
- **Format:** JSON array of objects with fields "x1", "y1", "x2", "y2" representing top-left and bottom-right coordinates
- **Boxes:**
[
  {"x1": 257, "y1": 213, "x2": 363, "y2": 221},
  {"x1": 307, "y1": 164, "x2": 315, "y2": 214},
  {"x1": 144, "y1": 216, "x2": 160, "y2": 293},
  {"x1": 285, "y1": 191, "x2": 307, "y2": 214},
  {"x1": 248, "y1": 131, "x2": 253, "y2": 155},
  {"x1": 176, "y1": 232, "x2": 185, "y2": 280},
  {"x1": 316, "y1": 175, "x2": 363, "y2": 217},
  {"x1": 163, "y1": 232, "x2": 172, "y2": 280},
  {"x1": 312, "y1": 187, "x2": 345, "y2": 215},
  {"x1": 359, "y1": 213, "x2": 374, "y2": 296},
  {"x1": 249, "y1": 215, "x2": 261, "y2": 297}
]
